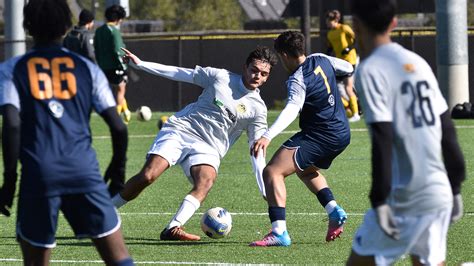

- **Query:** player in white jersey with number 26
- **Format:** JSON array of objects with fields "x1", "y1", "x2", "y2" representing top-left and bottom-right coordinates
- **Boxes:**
[
  {"x1": 111, "y1": 46, "x2": 278, "y2": 241},
  {"x1": 347, "y1": 0, "x2": 466, "y2": 265}
]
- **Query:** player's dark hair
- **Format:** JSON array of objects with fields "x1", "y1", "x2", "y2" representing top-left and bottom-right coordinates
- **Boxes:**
[
  {"x1": 105, "y1": 5, "x2": 126, "y2": 22},
  {"x1": 245, "y1": 46, "x2": 278, "y2": 70},
  {"x1": 326, "y1": 10, "x2": 341, "y2": 22},
  {"x1": 351, "y1": 0, "x2": 397, "y2": 33},
  {"x1": 23, "y1": 0, "x2": 72, "y2": 44},
  {"x1": 274, "y1": 31, "x2": 305, "y2": 58},
  {"x1": 79, "y1": 9, "x2": 94, "y2": 26}
]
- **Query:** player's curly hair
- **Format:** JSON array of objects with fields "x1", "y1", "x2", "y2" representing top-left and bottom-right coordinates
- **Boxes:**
[
  {"x1": 105, "y1": 5, "x2": 126, "y2": 22},
  {"x1": 23, "y1": 0, "x2": 72, "y2": 44},
  {"x1": 274, "y1": 31, "x2": 305, "y2": 58},
  {"x1": 351, "y1": 0, "x2": 397, "y2": 33},
  {"x1": 245, "y1": 46, "x2": 278, "y2": 70}
]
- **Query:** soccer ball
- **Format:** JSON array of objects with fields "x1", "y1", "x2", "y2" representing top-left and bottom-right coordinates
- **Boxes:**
[
  {"x1": 136, "y1": 106, "x2": 152, "y2": 121},
  {"x1": 158, "y1": 115, "x2": 168, "y2": 129},
  {"x1": 200, "y1": 207, "x2": 232, "y2": 239}
]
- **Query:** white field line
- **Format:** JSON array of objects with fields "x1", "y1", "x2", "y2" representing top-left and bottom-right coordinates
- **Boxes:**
[
  {"x1": 117, "y1": 211, "x2": 365, "y2": 216},
  {"x1": 0, "y1": 258, "x2": 273, "y2": 265},
  {"x1": 92, "y1": 125, "x2": 474, "y2": 139},
  {"x1": 4, "y1": 212, "x2": 472, "y2": 217},
  {"x1": 120, "y1": 211, "x2": 474, "y2": 216}
]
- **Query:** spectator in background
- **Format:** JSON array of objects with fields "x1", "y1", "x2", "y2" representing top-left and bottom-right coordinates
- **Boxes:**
[
  {"x1": 63, "y1": 9, "x2": 96, "y2": 62},
  {"x1": 326, "y1": 10, "x2": 361, "y2": 122},
  {"x1": 95, "y1": 5, "x2": 131, "y2": 124}
]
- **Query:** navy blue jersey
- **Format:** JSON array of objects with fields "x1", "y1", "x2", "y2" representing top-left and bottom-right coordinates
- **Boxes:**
[
  {"x1": 287, "y1": 54, "x2": 350, "y2": 146},
  {"x1": 0, "y1": 45, "x2": 116, "y2": 197}
]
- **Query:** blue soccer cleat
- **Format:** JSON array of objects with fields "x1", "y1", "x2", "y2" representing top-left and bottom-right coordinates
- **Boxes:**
[
  {"x1": 326, "y1": 205, "x2": 347, "y2": 242},
  {"x1": 249, "y1": 230, "x2": 291, "y2": 247}
]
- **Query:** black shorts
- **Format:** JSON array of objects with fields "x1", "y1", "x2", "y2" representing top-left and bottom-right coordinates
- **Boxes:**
[{"x1": 104, "y1": 69, "x2": 128, "y2": 85}]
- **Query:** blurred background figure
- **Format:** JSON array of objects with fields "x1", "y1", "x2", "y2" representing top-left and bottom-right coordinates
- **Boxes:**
[
  {"x1": 63, "y1": 9, "x2": 96, "y2": 63},
  {"x1": 95, "y1": 4, "x2": 131, "y2": 124},
  {"x1": 326, "y1": 9, "x2": 360, "y2": 122}
]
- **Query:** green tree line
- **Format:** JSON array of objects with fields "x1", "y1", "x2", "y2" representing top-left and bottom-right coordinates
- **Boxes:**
[{"x1": 79, "y1": 0, "x2": 244, "y2": 31}]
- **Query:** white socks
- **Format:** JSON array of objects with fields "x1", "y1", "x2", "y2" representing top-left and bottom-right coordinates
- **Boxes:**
[
  {"x1": 325, "y1": 200, "x2": 337, "y2": 214},
  {"x1": 271, "y1": 220, "x2": 287, "y2": 235},
  {"x1": 167, "y1": 194, "x2": 201, "y2": 229},
  {"x1": 112, "y1": 193, "x2": 128, "y2": 208}
]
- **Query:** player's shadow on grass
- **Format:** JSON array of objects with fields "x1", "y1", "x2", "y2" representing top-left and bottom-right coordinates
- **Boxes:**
[
  {"x1": 123, "y1": 237, "x2": 250, "y2": 246},
  {"x1": 46, "y1": 236, "x2": 251, "y2": 247},
  {"x1": 0, "y1": 236, "x2": 19, "y2": 246}
]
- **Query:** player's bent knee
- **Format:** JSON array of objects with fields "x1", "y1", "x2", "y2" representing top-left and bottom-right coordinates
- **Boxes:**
[
  {"x1": 140, "y1": 171, "x2": 159, "y2": 185},
  {"x1": 193, "y1": 174, "x2": 216, "y2": 190},
  {"x1": 262, "y1": 166, "x2": 282, "y2": 182}
]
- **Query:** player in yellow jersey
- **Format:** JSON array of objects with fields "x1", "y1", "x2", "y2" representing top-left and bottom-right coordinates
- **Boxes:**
[{"x1": 326, "y1": 10, "x2": 360, "y2": 122}]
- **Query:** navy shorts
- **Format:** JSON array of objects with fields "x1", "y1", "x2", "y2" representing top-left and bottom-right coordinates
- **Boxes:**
[
  {"x1": 16, "y1": 189, "x2": 120, "y2": 248},
  {"x1": 282, "y1": 131, "x2": 349, "y2": 170}
]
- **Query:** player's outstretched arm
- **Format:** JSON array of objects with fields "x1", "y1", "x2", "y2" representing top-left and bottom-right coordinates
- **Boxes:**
[
  {"x1": 100, "y1": 107, "x2": 128, "y2": 195},
  {"x1": 0, "y1": 104, "x2": 20, "y2": 217},
  {"x1": 369, "y1": 122, "x2": 399, "y2": 239},
  {"x1": 440, "y1": 111, "x2": 466, "y2": 223},
  {"x1": 121, "y1": 47, "x2": 194, "y2": 84}
]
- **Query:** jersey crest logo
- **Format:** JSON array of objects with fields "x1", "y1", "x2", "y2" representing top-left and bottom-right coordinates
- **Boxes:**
[
  {"x1": 236, "y1": 103, "x2": 247, "y2": 114},
  {"x1": 403, "y1": 63, "x2": 415, "y2": 73},
  {"x1": 48, "y1": 100, "x2": 64, "y2": 118},
  {"x1": 328, "y1": 95, "x2": 335, "y2": 106}
]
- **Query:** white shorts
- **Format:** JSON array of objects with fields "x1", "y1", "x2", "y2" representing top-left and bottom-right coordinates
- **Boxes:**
[
  {"x1": 148, "y1": 129, "x2": 220, "y2": 183},
  {"x1": 337, "y1": 81, "x2": 349, "y2": 100},
  {"x1": 352, "y1": 206, "x2": 451, "y2": 265}
]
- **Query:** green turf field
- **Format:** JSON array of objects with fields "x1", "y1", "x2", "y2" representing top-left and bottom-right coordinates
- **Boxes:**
[{"x1": 1, "y1": 111, "x2": 473, "y2": 265}]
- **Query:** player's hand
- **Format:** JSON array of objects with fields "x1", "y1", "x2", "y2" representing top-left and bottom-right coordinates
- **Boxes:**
[
  {"x1": 0, "y1": 175, "x2": 17, "y2": 217},
  {"x1": 121, "y1": 47, "x2": 142, "y2": 65},
  {"x1": 450, "y1": 194, "x2": 463, "y2": 224},
  {"x1": 251, "y1": 137, "x2": 270, "y2": 158},
  {"x1": 104, "y1": 159, "x2": 126, "y2": 196},
  {"x1": 104, "y1": 159, "x2": 125, "y2": 183},
  {"x1": 341, "y1": 47, "x2": 352, "y2": 55},
  {"x1": 375, "y1": 204, "x2": 400, "y2": 240}
]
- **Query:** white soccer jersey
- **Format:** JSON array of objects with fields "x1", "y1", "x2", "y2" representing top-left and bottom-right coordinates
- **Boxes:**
[
  {"x1": 355, "y1": 43, "x2": 452, "y2": 215},
  {"x1": 162, "y1": 65, "x2": 267, "y2": 158}
]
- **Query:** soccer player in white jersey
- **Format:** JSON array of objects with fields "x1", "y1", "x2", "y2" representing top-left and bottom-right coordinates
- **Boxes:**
[
  {"x1": 347, "y1": 0, "x2": 466, "y2": 265},
  {"x1": 111, "y1": 46, "x2": 278, "y2": 240}
]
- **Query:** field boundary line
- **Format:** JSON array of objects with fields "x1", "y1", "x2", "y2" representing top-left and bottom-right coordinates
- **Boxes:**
[
  {"x1": 116, "y1": 211, "x2": 474, "y2": 216},
  {"x1": 0, "y1": 258, "x2": 272, "y2": 265},
  {"x1": 5, "y1": 211, "x2": 473, "y2": 217},
  {"x1": 93, "y1": 125, "x2": 474, "y2": 139}
]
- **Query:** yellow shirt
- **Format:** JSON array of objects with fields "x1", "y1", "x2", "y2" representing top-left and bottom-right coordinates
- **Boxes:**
[{"x1": 327, "y1": 24, "x2": 357, "y2": 65}]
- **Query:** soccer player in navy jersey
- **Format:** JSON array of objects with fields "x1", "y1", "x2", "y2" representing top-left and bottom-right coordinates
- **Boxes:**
[
  {"x1": 0, "y1": 0, "x2": 133, "y2": 265},
  {"x1": 250, "y1": 31, "x2": 353, "y2": 246}
]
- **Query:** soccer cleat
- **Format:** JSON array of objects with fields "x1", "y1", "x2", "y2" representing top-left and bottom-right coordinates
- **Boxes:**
[
  {"x1": 326, "y1": 205, "x2": 347, "y2": 242},
  {"x1": 160, "y1": 226, "x2": 201, "y2": 241},
  {"x1": 249, "y1": 230, "x2": 291, "y2": 247},
  {"x1": 123, "y1": 109, "x2": 131, "y2": 124},
  {"x1": 348, "y1": 113, "x2": 361, "y2": 122}
]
